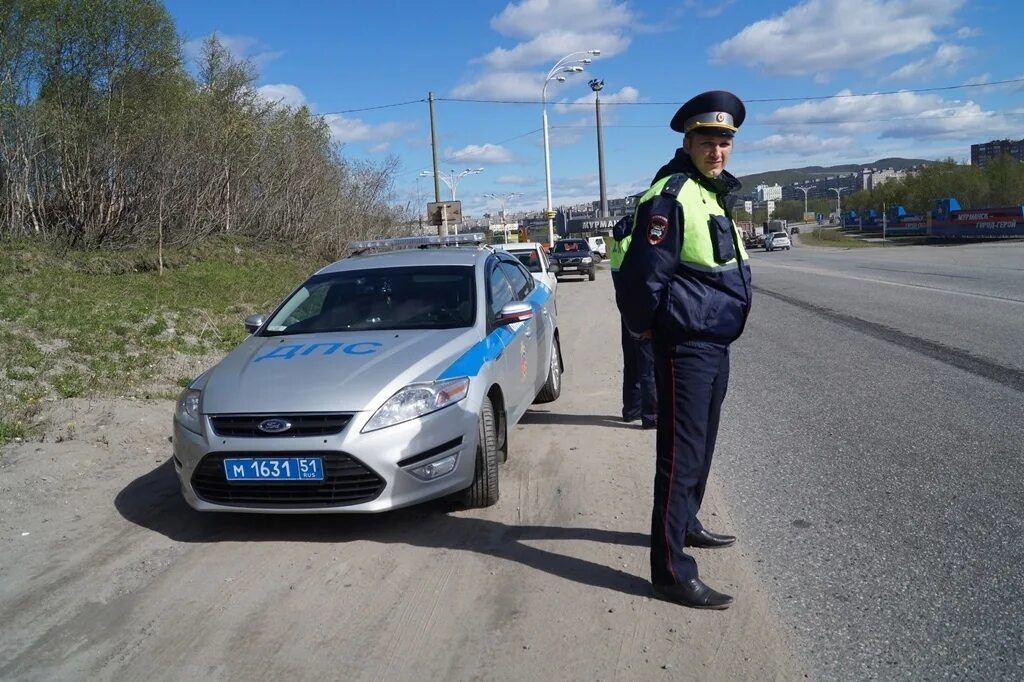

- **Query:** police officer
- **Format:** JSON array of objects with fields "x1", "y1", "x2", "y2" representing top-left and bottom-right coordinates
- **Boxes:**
[
  {"x1": 617, "y1": 90, "x2": 752, "y2": 610},
  {"x1": 610, "y1": 217, "x2": 657, "y2": 429}
]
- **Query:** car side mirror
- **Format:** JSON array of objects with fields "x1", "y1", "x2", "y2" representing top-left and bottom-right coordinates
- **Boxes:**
[
  {"x1": 495, "y1": 302, "x2": 533, "y2": 326},
  {"x1": 244, "y1": 313, "x2": 266, "y2": 333}
]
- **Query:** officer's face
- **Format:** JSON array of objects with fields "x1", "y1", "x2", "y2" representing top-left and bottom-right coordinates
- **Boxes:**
[{"x1": 684, "y1": 133, "x2": 733, "y2": 178}]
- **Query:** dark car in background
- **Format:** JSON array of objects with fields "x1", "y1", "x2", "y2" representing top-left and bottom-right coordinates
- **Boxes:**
[{"x1": 549, "y1": 238, "x2": 596, "y2": 282}]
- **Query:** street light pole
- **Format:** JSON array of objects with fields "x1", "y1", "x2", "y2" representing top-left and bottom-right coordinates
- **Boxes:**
[
  {"x1": 589, "y1": 79, "x2": 608, "y2": 218},
  {"x1": 542, "y1": 49, "x2": 600, "y2": 247},
  {"x1": 420, "y1": 168, "x2": 484, "y2": 235},
  {"x1": 796, "y1": 185, "x2": 813, "y2": 216},
  {"x1": 420, "y1": 168, "x2": 484, "y2": 201},
  {"x1": 829, "y1": 187, "x2": 847, "y2": 225},
  {"x1": 483, "y1": 192, "x2": 521, "y2": 244}
]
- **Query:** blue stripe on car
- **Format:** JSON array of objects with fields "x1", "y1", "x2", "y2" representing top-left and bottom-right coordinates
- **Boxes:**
[{"x1": 439, "y1": 285, "x2": 552, "y2": 379}]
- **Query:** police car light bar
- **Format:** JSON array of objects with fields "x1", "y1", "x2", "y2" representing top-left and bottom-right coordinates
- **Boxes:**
[{"x1": 350, "y1": 233, "x2": 487, "y2": 253}]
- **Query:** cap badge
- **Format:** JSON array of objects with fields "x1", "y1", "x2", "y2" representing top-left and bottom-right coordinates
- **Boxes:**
[{"x1": 715, "y1": 112, "x2": 726, "y2": 122}]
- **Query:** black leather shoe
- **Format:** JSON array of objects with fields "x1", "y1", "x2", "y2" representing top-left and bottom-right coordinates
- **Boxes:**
[
  {"x1": 685, "y1": 528, "x2": 736, "y2": 548},
  {"x1": 640, "y1": 421, "x2": 657, "y2": 430},
  {"x1": 652, "y1": 578, "x2": 734, "y2": 610}
]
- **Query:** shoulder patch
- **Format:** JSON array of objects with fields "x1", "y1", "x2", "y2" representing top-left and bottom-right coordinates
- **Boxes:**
[{"x1": 648, "y1": 215, "x2": 669, "y2": 246}]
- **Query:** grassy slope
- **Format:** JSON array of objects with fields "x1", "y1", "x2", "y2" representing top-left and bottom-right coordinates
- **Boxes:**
[{"x1": 0, "y1": 238, "x2": 325, "y2": 443}]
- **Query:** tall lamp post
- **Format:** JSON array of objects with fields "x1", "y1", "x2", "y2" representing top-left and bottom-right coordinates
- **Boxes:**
[
  {"x1": 829, "y1": 187, "x2": 847, "y2": 225},
  {"x1": 420, "y1": 168, "x2": 484, "y2": 235},
  {"x1": 420, "y1": 168, "x2": 484, "y2": 201},
  {"x1": 542, "y1": 49, "x2": 600, "y2": 247},
  {"x1": 589, "y1": 78, "x2": 609, "y2": 218},
  {"x1": 796, "y1": 185, "x2": 814, "y2": 217},
  {"x1": 483, "y1": 192, "x2": 522, "y2": 243}
]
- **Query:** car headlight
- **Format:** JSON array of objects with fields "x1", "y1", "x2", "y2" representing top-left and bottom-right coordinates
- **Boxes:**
[
  {"x1": 363, "y1": 377, "x2": 470, "y2": 432},
  {"x1": 582, "y1": 256, "x2": 593, "y2": 263},
  {"x1": 175, "y1": 388, "x2": 203, "y2": 435}
]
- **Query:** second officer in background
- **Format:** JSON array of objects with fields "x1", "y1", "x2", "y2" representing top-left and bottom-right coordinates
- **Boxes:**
[
  {"x1": 617, "y1": 90, "x2": 753, "y2": 610},
  {"x1": 610, "y1": 216, "x2": 657, "y2": 429}
]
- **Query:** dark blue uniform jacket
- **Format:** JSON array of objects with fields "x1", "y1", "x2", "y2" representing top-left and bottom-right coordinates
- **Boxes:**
[{"x1": 618, "y1": 151, "x2": 752, "y2": 345}]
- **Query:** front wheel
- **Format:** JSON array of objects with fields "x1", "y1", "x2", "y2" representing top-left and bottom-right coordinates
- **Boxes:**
[
  {"x1": 463, "y1": 396, "x2": 499, "y2": 508},
  {"x1": 534, "y1": 336, "x2": 562, "y2": 403}
]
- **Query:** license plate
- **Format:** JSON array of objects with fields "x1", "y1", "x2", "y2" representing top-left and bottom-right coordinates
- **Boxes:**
[
  {"x1": 223, "y1": 457, "x2": 324, "y2": 481},
  {"x1": 562, "y1": 266, "x2": 577, "y2": 271}
]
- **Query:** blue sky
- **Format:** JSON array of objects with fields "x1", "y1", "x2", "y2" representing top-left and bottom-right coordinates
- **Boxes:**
[{"x1": 166, "y1": 0, "x2": 1024, "y2": 217}]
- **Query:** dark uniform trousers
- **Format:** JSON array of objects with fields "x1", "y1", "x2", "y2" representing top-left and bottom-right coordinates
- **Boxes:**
[
  {"x1": 620, "y1": 319, "x2": 657, "y2": 424},
  {"x1": 650, "y1": 337, "x2": 730, "y2": 585}
]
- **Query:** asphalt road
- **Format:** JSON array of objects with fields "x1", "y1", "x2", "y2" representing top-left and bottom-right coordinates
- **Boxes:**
[
  {"x1": 719, "y1": 239, "x2": 1024, "y2": 680},
  {"x1": 2, "y1": 239, "x2": 1021, "y2": 680}
]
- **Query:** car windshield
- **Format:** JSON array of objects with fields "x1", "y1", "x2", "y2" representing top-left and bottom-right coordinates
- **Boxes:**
[
  {"x1": 553, "y1": 241, "x2": 588, "y2": 253},
  {"x1": 262, "y1": 265, "x2": 476, "y2": 334},
  {"x1": 508, "y1": 249, "x2": 542, "y2": 273}
]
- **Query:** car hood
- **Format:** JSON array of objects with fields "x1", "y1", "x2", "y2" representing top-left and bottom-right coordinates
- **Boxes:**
[{"x1": 200, "y1": 327, "x2": 480, "y2": 414}]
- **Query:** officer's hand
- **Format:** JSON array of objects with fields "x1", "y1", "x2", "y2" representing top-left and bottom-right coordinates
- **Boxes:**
[{"x1": 639, "y1": 329, "x2": 653, "y2": 340}]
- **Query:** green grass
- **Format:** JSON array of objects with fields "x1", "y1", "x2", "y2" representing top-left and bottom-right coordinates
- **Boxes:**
[
  {"x1": 0, "y1": 237, "x2": 326, "y2": 445},
  {"x1": 798, "y1": 229, "x2": 875, "y2": 248}
]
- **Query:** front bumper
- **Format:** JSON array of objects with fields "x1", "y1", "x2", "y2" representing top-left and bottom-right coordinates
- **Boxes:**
[{"x1": 172, "y1": 402, "x2": 480, "y2": 513}]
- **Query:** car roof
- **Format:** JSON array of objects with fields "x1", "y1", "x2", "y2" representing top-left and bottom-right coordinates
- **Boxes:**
[
  {"x1": 493, "y1": 242, "x2": 541, "y2": 250},
  {"x1": 317, "y1": 246, "x2": 489, "y2": 274}
]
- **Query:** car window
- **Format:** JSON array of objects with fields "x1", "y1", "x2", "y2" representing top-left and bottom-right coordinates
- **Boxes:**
[
  {"x1": 499, "y1": 260, "x2": 534, "y2": 299},
  {"x1": 262, "y1": 266, "x2": 475, "y2": 334},
  {"x1": 487, "y1": 262, "x2": 516, "y2": 318},
  {"x1": 553, "y1": 240, "x2": 589, "y2": 253},
  {"x1": 509, "y1": 249, "x2": 543, "y2": 273}
]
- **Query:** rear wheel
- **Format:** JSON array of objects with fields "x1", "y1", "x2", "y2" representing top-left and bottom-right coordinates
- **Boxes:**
[
  {"x1": 463, "y1": 396, "x2": 499, "y2": 508},
  {"x1": 534, "y1": 336, "x2": 562, "y2": 403}
]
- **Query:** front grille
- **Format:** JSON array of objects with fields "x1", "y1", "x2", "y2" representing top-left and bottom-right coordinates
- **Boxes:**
[
  {"x1": 192, "y1": 452, "x2": 385, "y2": 508},
  {"x1": 556, "y1": 256, "x2": 584, "y2": 265},
  {"x1": 209, "y1": 413, "x2": 353, "y2": 437}
]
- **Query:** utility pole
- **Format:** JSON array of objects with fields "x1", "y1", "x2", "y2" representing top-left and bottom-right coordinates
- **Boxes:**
[
  {"x1": 590, "y1": 79, "x2": 608, "y2": 218},
  {"x1": 428, "y1": 92, "x2": 443, "y2": 236}
]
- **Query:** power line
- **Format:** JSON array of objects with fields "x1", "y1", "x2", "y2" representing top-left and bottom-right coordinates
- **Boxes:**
[
  {"x1": 320, "y1": 99, "x2": 425, "y2": 115},
  {"x1": 306, "y1": 77, "x2": 1024, "y2": 116},
  {"x1": 436, "y1": 77, "x2": 1024, "y2": 106}
]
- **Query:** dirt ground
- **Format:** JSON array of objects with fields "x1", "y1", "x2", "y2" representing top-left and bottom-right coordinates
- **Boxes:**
[{"x1": 0, "y1": 274, "x2": 808, "y2": 681}]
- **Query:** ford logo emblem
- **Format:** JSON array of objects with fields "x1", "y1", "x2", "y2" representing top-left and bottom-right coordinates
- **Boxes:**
[{"x1": 258, "y1": 418, "x2": 292, "y2": 434}]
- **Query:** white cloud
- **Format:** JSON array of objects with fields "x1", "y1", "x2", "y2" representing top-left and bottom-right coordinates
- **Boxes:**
[
  {"x1": 762, "y1": 89, "x2": 1020, "y2": 140},
  {"x1": 748, "y1": 133, "x2": 857, "y2": 156},
  {"x1": 491, "y1": 0, "x2": 633, "y2": 37},
  {"x1": 956, "y1": 26, "x2": 981, "y2": 39},
  {"x1": 682, "y1": 0, "x2": 736, "y2": 18},
  {"x1": 479, "y1": 30, "x2": 628, "y2": 70},
  {"x1": 922, "y1": 73, "x2": 1024, "y2": 95},
  {"x1": 445, "y1": 144, "x2": 517, "y2": 164},
  {"x1": 183, "y1": 32, "x2": 284, "y2": 67},
  {"x1": 456, "y1": 1, "x2": 634, "y2": 101},
  {"x1": 324, "y1": 114, "x2": 415, "y2": 144},
  {"x1": 555, "y1": 86, "x2": 639, "y2": 114},
  {"x1": 451, "y1": 70, "x2": 542, "y2": 100},
  {"x1": 256, "y1": 84, "x2": 307, "y2": 108},
  {"x1": 368, "y1": 142, "x2": 391, "y2": 154},
  {"x1": 710, "y1": 0, "x2": 965, "y2": 77},
  {"x1": 884, "y1": 44, "x2": 968, "y2": 82},
  {"x1": 497, "y1": 175, "x2": 538, "y2": 186}
]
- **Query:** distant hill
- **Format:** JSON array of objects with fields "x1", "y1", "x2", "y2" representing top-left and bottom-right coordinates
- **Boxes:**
[{"x1": 738, "y1": 158, "x2": 933, "y2": 188}]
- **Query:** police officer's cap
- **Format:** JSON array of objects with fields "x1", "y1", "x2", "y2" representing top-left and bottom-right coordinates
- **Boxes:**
[{"x1": 670, "y1": 90, "x2": 746, "y2": 137}]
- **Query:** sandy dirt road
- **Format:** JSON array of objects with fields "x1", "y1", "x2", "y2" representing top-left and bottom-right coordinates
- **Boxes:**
[{"x1": 0, "y1": 267, "x2": 805, "y2": 681}]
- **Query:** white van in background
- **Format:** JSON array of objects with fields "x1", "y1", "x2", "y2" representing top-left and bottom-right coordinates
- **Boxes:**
[{"x1": 587, "y1": 236, "x2": 607, "y2": 259}]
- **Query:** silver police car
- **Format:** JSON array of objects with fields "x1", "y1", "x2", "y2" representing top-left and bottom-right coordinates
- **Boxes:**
[{"x1": 172, "y1": 234, "x2": 561, "y2": 512}]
